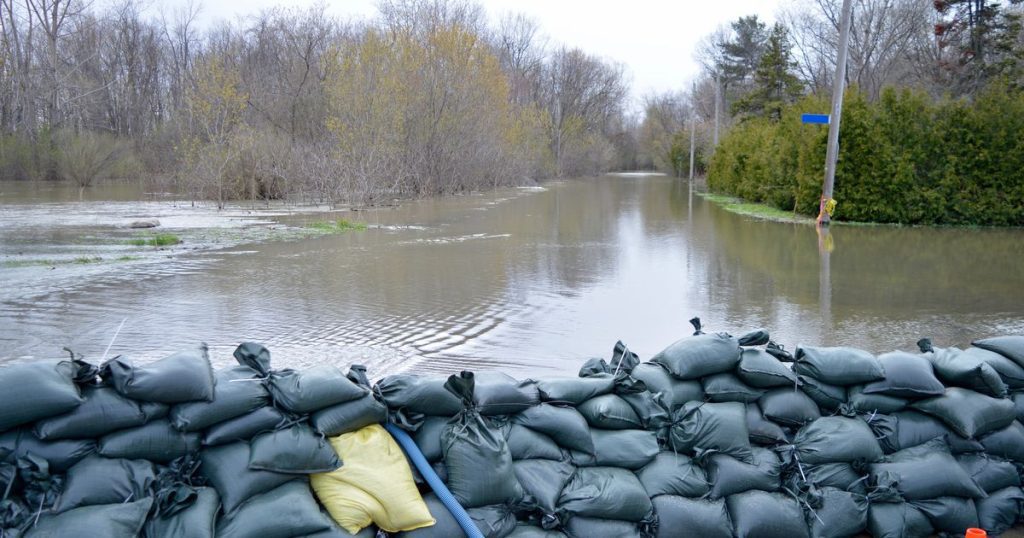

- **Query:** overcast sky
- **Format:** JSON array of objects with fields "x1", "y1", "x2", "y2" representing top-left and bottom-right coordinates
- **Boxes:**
[{"x1": 157, "y1": 0, "x2": 785, "y2": 103}]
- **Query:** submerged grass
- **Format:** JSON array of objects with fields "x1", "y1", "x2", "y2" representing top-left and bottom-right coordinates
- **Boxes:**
[
  {"x1": 699, "y1": 193, "x2": 816, "y2": 225},
  {"x1": 3, "y1": 254, "x2": 144, "y2": 269},
  {"x1": 127, "y1": 233, "x2": 182, "y2": 247},
  {"x1": 306, "y1": 218, "x2": 368, "y2": 232}
]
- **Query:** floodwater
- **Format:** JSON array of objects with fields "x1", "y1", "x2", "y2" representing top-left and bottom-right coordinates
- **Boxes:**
[{"x1": 2, "y1": 174, "x2": 1023, "y2": 377}]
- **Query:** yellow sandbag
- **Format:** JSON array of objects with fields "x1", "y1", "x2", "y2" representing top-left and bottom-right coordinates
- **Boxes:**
[{"x1": 311, "y1": 424, "x2": 435, "y2": 535}]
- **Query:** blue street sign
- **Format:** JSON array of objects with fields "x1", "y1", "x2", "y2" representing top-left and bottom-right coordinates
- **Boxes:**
[{"x1": 802, "y1": 113, "x2": 830, "y2": 125}]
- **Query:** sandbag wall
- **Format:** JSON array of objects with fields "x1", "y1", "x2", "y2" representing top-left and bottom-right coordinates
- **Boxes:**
[
  {"x1": 0, "y1": 342, "x2": 386, "y2": 538},
  {"x1": 380, "y1": 326, "x2": 1024, "y2": 538}
]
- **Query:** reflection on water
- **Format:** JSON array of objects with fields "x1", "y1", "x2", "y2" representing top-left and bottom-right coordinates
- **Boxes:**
[{"x1": 2, "y1": 175, "x2": 1023, "y2": 376}]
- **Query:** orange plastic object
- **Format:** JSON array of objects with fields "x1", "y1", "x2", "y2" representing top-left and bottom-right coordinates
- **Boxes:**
[{"x1": 965, "y1": 528, "x2": 987, "y2": 538}]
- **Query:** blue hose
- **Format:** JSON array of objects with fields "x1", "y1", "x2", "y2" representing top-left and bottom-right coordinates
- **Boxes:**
[{"x1": 384, "y1": 422, "x2": 483, "y2": 538}]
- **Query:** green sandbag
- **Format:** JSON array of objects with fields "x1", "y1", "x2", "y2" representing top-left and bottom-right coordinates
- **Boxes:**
[
  {"x1": 975, "y1": 486, "x2": 1024, "y2": 535},
  {"x1": 412, "y1": 415, "x2": 449, "y2": 462},
  {"x1": 805, "y1": 487, "x2": 868, "y2": 538},
  {"x1": 793, "y1": 416, "x2": 883, "y2": 464},
  {"x1": 145, "y1": 486, "x2": 219, "y2": 538},
  {"x1": 375, "y1": 375, "x2": 462, "y2": 416},
  {"x1": 867, "y1": 502, "x2": 933, "y2": 538},
  {"x1": 535, "y1": 375, "x2": 615, "y2": 406},
  {"x1": 101, "y1": 345, "x2": 215, "y2": 404},
  {"x1": 215, "y1": 480, "x2": 334, "y2": 538},
  {"x1": 301, "y1": 523, "x2": 379, "y2": 538},
  {"x1": 636, "y1": 452, "x2": 710, "y2": 498},
  {"x1": 618, "y1": 390, "x2": 671, "y2": 430},
  {"x1": 471, "y1": 371, "x2": 540, "y2": 416},
  {"x1": 5, "y1": 430, "x2": 96, "y2": 472},
  {"x1": 169, "y1": 366, "x2": 269, "y2": 432},
  {"x1": 868, "y1": 438, "x2": 986, "y2": 500},
  {"x1": 973, "y1": 335, "x2": 1024, "y2": 367},
  {"x1": 558, "y1": 467, "x2": 653, "y2": 522},
  {"x1": 53, "y1": 456, "x2": 155, "y2": 513},
  {"x1": 202, "y1": 406, "x2": 287, "y2": 446},
  {"x1": 925, "y1": 345, "x2": 1007, "y2": 397},
  {"x1": 563, "y1": 516, "x2": 641, "y2": 538},
  {"x1": 956, "y1": 453, "x2": 1021, "y2": 492},
  {"x1": 737, "y1": 349, "x2": 798, "y2": 388},
  {"x1": 965, "y1": 346, "x2": 1024, "y2": 389},
  {"x1": 979, "y1": 420, "x2": 1024, "y2": 462},
  {"x1": 746, "y1": 403, "x2": 788, "y2": 446},
  {"x1": 590, "y1": 429, "x2": 658, "y2": 470},
  {"x1": 865, "y1": 411, "x2": 984, "y2": 455},
  {"x1": 846, "y1": 385, "x2": 907, "y2": 414},
  {"x1": 512, "y1": 459, "x2": 574, "y2": 516},
  {"x1": 467, "y1": 504, "x2": 517, "y2": 538},
  {"x1": 310, "y1": 392, "x2": 387, "y2": 436},
  {"x1": 704, "y1": 446, "x2": 781, "y2": 499},
  {"x1": 505, "y1": 424, "x2": 563, "y2": 461},
  {"x1": 909, "y1": 496, "x2": 979, "y2": 535},
  {"x1": 702, "y1": 373, "x2": 765, "y2": 403},
  {"x1": 758, "y1": 388, "x2": 820, "y2": 427},
  {"x1": 25, "y1": 498, "x2": 152, "y2": 538},
  {"x1": 506, "y1": 524, "x2": 568, "y2": 537},
  {"x1": 233, "y1": 342, "x2": 272, "y2": 375},
  {"x1": 790, "y1": 463, "x2": 866, "y2": 494},
  {"x1": 797, "y1": 376, "x2": 846, "y2": 412},
  {"x1": 670, "y1": 401, "x2": 752, "y2": 463},
  {"x1": 650, "y1": 332, "x2": 741, "y2": 381},
  {"x1": 576, "y1": 395, "x2": 641, "y2": 430},
  {"x1": 267, "y1": 365, "x2": 367, "y2": 414},
  {"x1": 98, "y1": 420, "x2": 200, "y2": 463},
  {"x1": 34, "y1": 386, "x2": 144, "y2": 440},
  {"x1": 512, "y1": 404, "x2": 594, "y2": 455},
  {"x1": 793, "y1": 346, "x2": 884, "y2": 386},
  {"x1": 651, "y1": 495, "x2": 731, "y2": 538},
  {"x1": 199, "y1": 441, "x2": 292, "y2": 513},
  {"x1": 910, "y1": 387, "x2": 1015, "y2": 438},
  {"x1": 726, "y1": 490, "x2": 809, "y2": 538},
  {"x1": 629, "y1": 363, "x2": 703, "y2": 411},
  {"x1": 248, "y1": 424, "x2": 341, "y2": 474},
  {"x1": 0, "y1": 359, "x2": 81, "y2": 432},
  {"x1": 861, "y1": 352, "x2": 944, "y2": 399}
]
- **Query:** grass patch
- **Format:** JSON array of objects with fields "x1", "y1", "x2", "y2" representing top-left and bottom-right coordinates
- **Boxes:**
[
  {"x1": 73, "y1": 256, "x2": 104, "y2": 264},
  {"x1": 306, "y1": 218, "x2": 368, "y2": 232},
  {"x1": 699, "y1": 193, "x2": 815, "y2": 224},
  {"x1": 128, "y1": 233, "x2": 181, "y2": 247},
  {"x1": 116, "y1": 255, "x2": 142, "y2": 262}
]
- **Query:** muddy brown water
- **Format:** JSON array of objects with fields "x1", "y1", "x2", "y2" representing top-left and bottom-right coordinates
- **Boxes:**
[{"x1": 2, "y1": 174, "x2": 1023, "y2": 377}]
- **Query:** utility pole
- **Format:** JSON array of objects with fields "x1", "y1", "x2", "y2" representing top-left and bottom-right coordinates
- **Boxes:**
[
  {"x1": 689, "y1": 82, "x2": 696, "y2": 182},
  {"x1": 818, "y1": 0, "x2": 854, "y2": 226}
]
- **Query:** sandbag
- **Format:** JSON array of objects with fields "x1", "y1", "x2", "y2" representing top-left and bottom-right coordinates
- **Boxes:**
[
  {"x1": 670, "y1": 401, "x2": 752, "y2": 463},
  {"x1": 202, "y1": 406, "x2": 287, "y2": 446},
  {"x1": 910, "y1": 387, "x2": 1015, "y2": 438},
  {"x1": 861, "y1": 352, "x2": 944, "y2": 399},
  {"x1": 704, "y1": 446, "x2": 781, "y2": 499},
  {"x1": 558, "y1": 466, "x2": 653, "y2": 522},
  {"x1": 979, "y1": 420, "x2": 1024, "y2": 462},
  {"x1": 576, "y1": 395, "x2": 641, "y2": 430},
  {"x1": 98, "y1": 420, "x2": 200, "y2": 463},
  {"x1": 973, "y1": 335, "x2": 1024, "y2": 366},
  {"x1": 505, "y1": 424, "x2": 563, "y2": 461},
  {"x1": 563, "y1": 517, "x2": 641, "y2": 538},
  {"x1": 805, "y1": 487, "x2": 868, "y2": 538},
  {"x1": 845, "y1": 385, "x2": 907, "y2": 414},
  {"x1": 0, "y1": 359, "x2": 81, "y2": 432},
  {"x1": 535, "y1": 375, "x2": 615, "y2": 406},
  {"x1": 506, "y1": 524, "x2": 567, "y2": 538},
  {"x1": 268, "y1": 365, "x2": 367, "y2": 414},
  {"x1": 910, "y1": 496, "x2": 979, "y2": 535},
  {"x1": 727, "y1": 490, "x2": 809, "y2": 538},
  {"x1": 867, "y1": 502, "x2": 933, "y2": 538},
  {"x1": 216, "y1": 480, "x2": 334, "y2": 538},
  {"x1": 311, "y1": 392, "x2": 388, "y2": 436},
  {"x1": 618, "y1": 390, "x2": 671, "y2": 430},
  {"x1": 393, "y1": 493, "x2": 459, "y2": 537},
  {"x1": 141, "y1": 401, "x2": 170, "y2": 421},
  {"x1": 5, "y1": 430, "x2": 95, "y2": 472},
  {"x1": 233, "y1": 342, "x2": 272, "y2": 375},
  {"x1": 636, "y1": 452, "x2": 710, "y2": 498},
  {"x1": 793, "y1": 346, "x2": 884, "y2": 386},
  {"x1": 471, "y1": 371, "x2": 540, "y2": 416},
  {"x1": 793, "y1": 463, "x2": 867, "y2": 493},
  {"x1": 145, "y1": 486, "x2": 219, "y2": 538},
  {"x1": 34, "y1": 386, "x2": 144, "y2": 440},
  {"x1": 375, "y1": 375, "x2": 462, "y2": 416},
  {"x1": 199, "y1": 441, "x2": 292, "y2": 513},
  {"x1": 702, "y1": 373, "x2": 765, "y2": 403},
  {"x1": 169, "y1": 365, "x2": 268, "y2": 432},
  {"x1": 866, "y1": 411, "x2": 984, "y2": 455},
  {"x1": 512, "y1": 404, "x2": 594, "y2": 456},
  {"x1": 629, "y1": 363, "x2": 703, "y2": 410},
  {"x1": 975, "y1": 486, "x2": 1024, "y2": 535},
  {"x1": 651, "y1": 495, "x2": 731, "y2": 538},
  {"x1": 311, "y1": 424, "x2": 434, "y2": 534},
  {"x1": 53, "y1": 456, "x2": 155, "y2": 513},
  {"x1": 650, "y1": 332, "x2": 741, "y2": 380},
  {"x1": 957, "y1": 453, "x2": 1021, "y2": 493},
  {"x1": 746, "y1": 403, "x2": 788, "y2": 446},
  {"x1": 965, "y1": 346, "x2": 1024, "y2": 389},
  {"x1": 1013, "y1": 391, "x2": 1024, "y2": 422},
  {"x1": 797, "y1": 376, "x2": 846, "y2": 412},
  {"x1": 758, "y1": 389, "x2": 820, "y2": 427},
  {"x1": 248, "y1": 423, "x2": 341, "y2": 474},
  {"x1": 926, "y1": 345, "x2": 1007, "y2": 397},
  {"x1": 793, "y1": 416, "x2": 883, "y2": 464},
  {"x1": 412, "y1": 416, "x2": 448, "y2": 462},
  {"x1": 101, "y1": 346, "x2": 215, "y2": 404},
  {"x1": 467, "y1": 505, "x2": 516, "y2": 538},
  {"x1": 24, "y1": 497, "x2": 151, "y2": 538},
  {"x1": 590, "y1": 429, "x2": 658, "y2": 470},
  {"x1": 512, "y1": 459, "x2": 575, "y2": 516},
  {"x1": 869, "y1": 438, "x2": 986, "y2": 500},
  {"x1": 736, "y1": 349, "x2": 798, "y2": 388}
]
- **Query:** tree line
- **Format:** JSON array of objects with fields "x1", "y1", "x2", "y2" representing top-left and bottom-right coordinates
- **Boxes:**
[
  {"x1": 0, "y1": 0, "x2": 634, "y2": 205},
  {"x1": 638, "y1": 0, "x2": 1024, "y2": 224}
]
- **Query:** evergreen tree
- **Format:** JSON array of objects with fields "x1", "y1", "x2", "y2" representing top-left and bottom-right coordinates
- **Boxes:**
[
  {"x1": 732, "y1": 23, "x2": 804, "y2": 122},
  {"x1": 718, "y1": 16, "x2": 770, "y2": 89}
]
